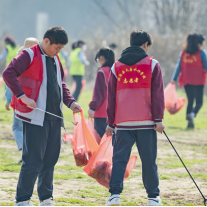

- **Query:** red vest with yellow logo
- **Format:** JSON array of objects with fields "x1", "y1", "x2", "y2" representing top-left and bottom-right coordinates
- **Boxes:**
[
  {"x1": 11, "y1": 44, "x2": 62, "y2": 113},
  {"x1": 179, "y1": 51, "x2": 206, "y2": 88},
  {"x1": 114, "y1": 56, "x2": 153, "y2": 124},
  {"x1": 94, "y1": 66, "x2": 110, "y2": 118}
]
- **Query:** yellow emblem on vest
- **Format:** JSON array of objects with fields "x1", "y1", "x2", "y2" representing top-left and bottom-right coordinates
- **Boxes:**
[
  {"x1": 118, "y1": 78, "x2": 121, "y2": 81},
  {"x1": 126, "y1": 68, "x2": 129, "y2": 72},
  {"x1": 130, "y1": 68, "x2": 132, "y2": 71},
  {"x1": 137, "y1": 70, "x2": 140, "y2": 73},
  {"x1": 183, "y1": 53, "x2": 197, "y2": 63},
  {"x1": 122, "y1": 70, "x2": 125, "y2": 74},
  {"x1": 123, "y1": 78, "x2": 128, "y2": 83},
  {"x1": 142, "y1": 75, "x2": 146, "y2": 79},
  {"x1": 129, "y1": 78, "x2": 133, "y2": 83},
  {"x1": 134, "y1": 77, "x2": 138, "y2": 83},
  {"x1": 119, "y1": 74, "x2": 122, "y2": 77}
]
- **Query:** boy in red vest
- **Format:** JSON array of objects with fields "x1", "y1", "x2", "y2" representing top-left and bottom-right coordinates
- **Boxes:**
[
  {"x1": 3, "y1": 27, "x2": 81, "y2": 206},
  {"x1": 105, "y1": 30, "x2": 165, "y2": 206}
]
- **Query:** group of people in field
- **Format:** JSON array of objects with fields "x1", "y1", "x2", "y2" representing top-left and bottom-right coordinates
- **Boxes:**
[{"x1": 1, "y1": 26, "x2": 207, "y2": 206}]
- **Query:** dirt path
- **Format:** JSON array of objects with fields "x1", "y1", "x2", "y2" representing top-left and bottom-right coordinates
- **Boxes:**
[{"x1": 1, "y1": 125, "x2": 207, "y2": 206}]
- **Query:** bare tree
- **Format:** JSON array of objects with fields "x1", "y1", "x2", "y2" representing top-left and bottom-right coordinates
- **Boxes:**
[
  {"x1": 93, "y1": 0, "x2": 121, "y2": 29},
  {"x1": 93, "y1": 0, "x2": 143, "y2": 30},
  {"x1": 149, "y1": 0, "x2": 207, "y2": 34}
]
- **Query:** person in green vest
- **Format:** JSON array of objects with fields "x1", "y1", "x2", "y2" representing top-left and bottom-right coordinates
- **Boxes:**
[
  {"x1": 69, "y1": 40, "x2": 90, "y2": 100},
  {"x1": 58, "y1": 49, "x2": 69, "y2": 80},
  {"x1": 0, "y1": 36, "x2": 19, "y2": 66}
]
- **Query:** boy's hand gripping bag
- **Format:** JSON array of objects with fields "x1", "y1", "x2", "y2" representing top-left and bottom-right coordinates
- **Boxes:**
[
  {"x1": 86, "y1": 117, "x2": 101, "y2": 145},
  {"x1": 83, "y1": 134, "x2": 137, "y2": 189},
  {"x1": 164, "y1": 83, "x2": 186, "y2": 114},
  {"x1": 64, "y1": 110, "x2": 98, "y2": 166}
]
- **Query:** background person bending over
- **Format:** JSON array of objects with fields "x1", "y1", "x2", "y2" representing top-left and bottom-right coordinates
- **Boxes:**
[
  {"x1": 171, "y1": 33, "x2": 207, "y2": 129},
  {"x1": 69, "y1": 40, "x2": 90, "y2": 100},
  {"x1": 0, "y1": 36, "x2": 19, "y2": 66}
]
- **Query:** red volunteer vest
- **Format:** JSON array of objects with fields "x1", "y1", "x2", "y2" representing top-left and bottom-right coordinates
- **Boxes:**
[
  {"x1": 11, "y1": 44, "x2": 62, "y2": 113},
  {"x1": 94, "y1": 66, "x2": 110, "y2": 118},
  {"x1": 114, "y1": 56, "x2": 153, "y2": 125},
  {"x1": 179, "y1": 51, "x2": 206, "y2": 88}
]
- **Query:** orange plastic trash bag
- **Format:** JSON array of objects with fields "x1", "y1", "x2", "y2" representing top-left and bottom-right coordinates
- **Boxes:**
[
  {"x1": 83, "y1": 134, "x2": 137, "y2": 189},
  {"x1": 69, "y1": 110, "x2": 99, "y2": 166},
  {"x1": 0, "y1": 76, "x2": 3, "y2": 86},
  {"x1": 164, "y1": 83, "x2": 186, "y2": 114},
  {"x1": 86, "y1": 118, "x2": 101, "y2": 145},
  {"x1": 63, "y1": 133, "x2": 73, "y2": 142}
]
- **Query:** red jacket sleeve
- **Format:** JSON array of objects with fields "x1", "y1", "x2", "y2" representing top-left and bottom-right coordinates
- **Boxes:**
[
  {"x1": 2, "y1": 50, "x2": 31, "y2": 98},
  {"x1": 106, "y1": 70, "x2": 117, "y2": 128},
  {"x1": 151, "y1": 63, "x2": 165, "y2": 121},
  {"x1": 89, "y1": 71, "x2": 107, "y2": 111},
  {"x1": 60, "y1": 63, "x2": 76, "y2": 108}
]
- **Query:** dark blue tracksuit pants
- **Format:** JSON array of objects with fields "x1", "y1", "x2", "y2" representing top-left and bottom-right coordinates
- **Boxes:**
[
  {"x1": 16, "y1": 119, "x2": 61, "y2": 202},
  {"x1": 94, "y1": 117, "x2": 116, "y2": 145},
  {"x1": 109, "y1": 129, "x2": 160, "y2": 198}
]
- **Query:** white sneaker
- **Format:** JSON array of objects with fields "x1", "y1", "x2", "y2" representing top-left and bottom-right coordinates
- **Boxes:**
[
  {"x1": 39, "y1": 198, "x2": 54, "y2": 206},
  {"x1": 14, "y1": 200, "x2": 33, "y2": 206},
  {"x1": 147, "y1": 196, "x2": 163, "y2": 206},
  {"x1": 106, "y1": 194, "x2": 121, "y2": 206}
]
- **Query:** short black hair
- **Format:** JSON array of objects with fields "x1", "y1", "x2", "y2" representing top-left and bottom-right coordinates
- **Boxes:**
[
  {"x1": 109, "y1": 43, "x2": 117, "y2": 49},
  {"x1": 77, "y1": 40, "x2": 85, "y2": 47},
  {"x1": 5, "y1": 38, "x2": 16, "y2": 48},
  {"x1": 95, "y1": 47, "x2": 115, "y2": 68},
  {"x1": 43, "y1": 26, "x2": 68, "y2": 45},
  {"x1": 130, "y1": 30, "x2": 152, "y2": 47},
  {"x1": 72, "y1": 42, "x2": 77, "y2": 50},
  {"x1": 198, "y1": 34, "x2": 205, "y2": 45}
]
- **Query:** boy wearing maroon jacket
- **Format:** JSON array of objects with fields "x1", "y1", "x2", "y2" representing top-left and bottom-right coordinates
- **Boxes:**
[
  {"x1": 105, "y1": 30, "x2": 165, "y2": 206},
  {"x1": 3, "y1": 27, "x2": 81, "y2": 206}
]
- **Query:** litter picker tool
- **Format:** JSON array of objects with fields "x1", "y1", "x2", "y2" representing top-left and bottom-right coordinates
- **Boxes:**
[
  {"x1": 34, "y1": 107, "x2": 78, "y2": 125},
  {"x1": 163, "y1": 130, "x2": 207, "y2": 206}
]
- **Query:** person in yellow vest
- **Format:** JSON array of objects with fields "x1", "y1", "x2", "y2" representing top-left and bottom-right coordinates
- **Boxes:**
[
  {"x1": 69, "y1": 40, "x2": 90, "y2": 100},
  {"x1": 0, "y1": 36, "x2": 19, "y2": 66},
  {"x1": 59, "y1": 49, "x2": 69, "y2": 80}
]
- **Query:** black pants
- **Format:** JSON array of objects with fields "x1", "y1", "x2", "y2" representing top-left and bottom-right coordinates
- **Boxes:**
[
  {"x1": 109, "y1": 129, "x2": 159, "y2": 198},
  {"x1": 94, "y1": 118, "x2": 107, "y2": 138},
  {"x1": 94, "y1": 117, "x2": 116, "y2": 145},
  {"x1": 16, "y1": 119, "x2": 61, "y2": 202},
  {"x1": 184, "y1": 85, "x2": 204, "y2": 116},
  {"x1": 72, "y1": 75, "x2": 82, "y2": 101}
]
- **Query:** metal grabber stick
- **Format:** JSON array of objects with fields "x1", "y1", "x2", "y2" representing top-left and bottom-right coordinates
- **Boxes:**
[
  {"x1": 163, "y1": 130, "x2": 207, "y2": 206},
  {"x1": 35, "y1": 108, "x2": 78, "y2": 125},
  {"x1": 34, "y1": 108, "x2": 78, "y2": 151}
]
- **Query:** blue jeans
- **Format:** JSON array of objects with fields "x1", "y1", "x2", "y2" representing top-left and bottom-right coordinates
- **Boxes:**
[{"x1": 13, "y1": 111, "x2": 23, "y2": 151}]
